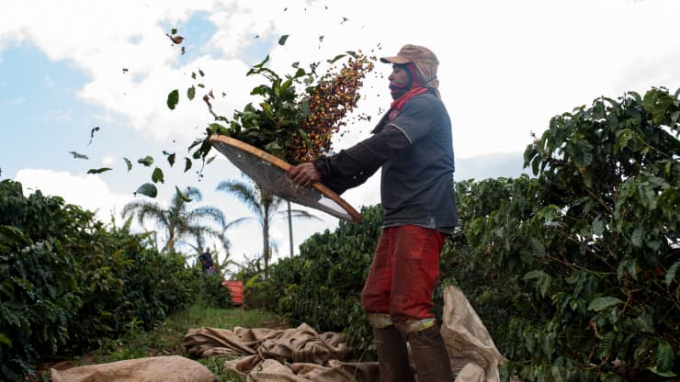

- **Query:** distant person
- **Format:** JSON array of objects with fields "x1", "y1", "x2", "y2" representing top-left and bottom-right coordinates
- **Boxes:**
[
  {"x1": 289, "y1": 44, "x2": 456, "y2": 381},
  {"x1": 198, "y1": 248, "x2": 215, "y2": 276}
]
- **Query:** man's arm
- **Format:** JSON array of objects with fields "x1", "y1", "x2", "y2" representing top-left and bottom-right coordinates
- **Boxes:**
[{"x1": 289, "y1": 125, "x2": 410, "y2": 194}]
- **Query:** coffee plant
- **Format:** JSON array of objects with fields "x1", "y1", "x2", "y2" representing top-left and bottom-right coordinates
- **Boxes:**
[
  {"x1": 0, "y1": 180, "x2": 226, "y2": 380},
  {"x1": 261, "y1": 87, "x2": 678, "y2": 380},
  {"x1": 444, "y1": 87, "x2": 679, "y2": 381}
]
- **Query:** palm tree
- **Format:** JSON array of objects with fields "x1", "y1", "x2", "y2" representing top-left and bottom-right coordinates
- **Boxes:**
[
  {"x1": 122, "y1": 186, "x2": 229, "y2": 256},
  {"x1": 216, "y1": 180, "x2": 318, "y2": 279}
]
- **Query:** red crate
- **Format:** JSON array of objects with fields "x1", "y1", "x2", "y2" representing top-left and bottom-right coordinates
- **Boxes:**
[{"x1": 222, "y1": 280, "x2": 244, "y2": 306}]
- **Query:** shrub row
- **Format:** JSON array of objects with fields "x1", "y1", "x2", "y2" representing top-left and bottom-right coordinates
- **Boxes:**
[
  {"x1": 0, "y1": 179, "x2": 230, "y2": 380},
  {"x1": 260, "y1": 87, "x2": 680, "y2": 381}
]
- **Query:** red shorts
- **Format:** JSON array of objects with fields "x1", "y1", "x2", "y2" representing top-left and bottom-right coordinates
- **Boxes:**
[{"x1": 361, "y1": 225, "x2": 446, "y2": 322}]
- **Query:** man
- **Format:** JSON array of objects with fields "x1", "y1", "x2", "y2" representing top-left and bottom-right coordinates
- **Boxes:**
[
  {"x1": 198, "y1": 248, "x2": 215, "y2": 275},
  {"x1": 289, "y1": 44, "x2": 457, "y2": 382}
]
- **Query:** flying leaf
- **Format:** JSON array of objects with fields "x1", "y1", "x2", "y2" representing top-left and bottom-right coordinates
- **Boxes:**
[
  {"x1": 171, "y1": 28, "x2": 177, "y2": 34},
  {"x1": 166, "y1": 33, "x2": 184, "y2": 44},
  {"x1": 184, "y1": 158, "x2": 193, "y2": 172},
  {"x1": 167, "y1": 153, "x2": 176, "y2": 167},
  {"x1": 152, "y1": 167, "x2": 164, "y2": 184},
  {"x1": 278, "y1": 35, "x2": 289, "y2": 45},
  {"x1": 199, "y1": 69, "x2": 204, "y2": 77},
  {"x1": 181, "y1": 46, "x2": 186, "y2": 55},
  {"x1": 123, "y1": 157, "x2": 132, "y2": 171},
  {"x1": 69, "y1": 151, "x2": 89, "y2": 160},
  {"x1": 134, "y1": 183, "x2": 157, "y2": 198},
  {"x1": 187, "y1": 86, "x2": 196, "y2": 101},
  {"x1": 122, "y1": 68, "x2": 128, "y2": 74},
  {"x1": 167, "y1": 89, "x2": 179, "y2": 110},
  {"x1": 87, "y1": 167, "x2": 112, "y2": 174},
  {"x1": 137, "y1": 156, "x2": 154, "y2": 167},
  {"x1": 88, "y1": 126, "x2": 100, "y2": 146},
  {"x1": 341, "y1": 17, "x2": 349, "y2": 24},
  {"x1": 203, "y1": 94, "x2": 212, "y2": 108}
]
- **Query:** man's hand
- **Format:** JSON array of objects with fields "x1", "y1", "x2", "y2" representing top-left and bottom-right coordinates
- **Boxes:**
[{"x1": 288, "y1": 162, "x2": 321, "y2": 188}]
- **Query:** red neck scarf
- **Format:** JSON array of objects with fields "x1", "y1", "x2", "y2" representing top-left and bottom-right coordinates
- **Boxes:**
[{"x1": 390, "y1": 87, "x2": 429, "y2": 114}]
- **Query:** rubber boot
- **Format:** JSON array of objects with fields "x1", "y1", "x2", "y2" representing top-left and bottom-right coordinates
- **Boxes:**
[
  {"x1": 373, "y1": 326, "x2": 415, "y2": 382},
  {"x1": 407, "y1": 325, "x2": 452, "y2": 382}
]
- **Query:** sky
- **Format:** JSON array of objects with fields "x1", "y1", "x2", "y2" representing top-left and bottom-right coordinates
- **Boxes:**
[{"x1": 1, "y1": 0, "x2": 679, "y2": 275}]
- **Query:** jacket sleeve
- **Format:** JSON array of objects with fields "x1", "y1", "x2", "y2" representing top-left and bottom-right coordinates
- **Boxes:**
[{"x1": 312, "y1": 125, "x2": 410, "y2": 195}]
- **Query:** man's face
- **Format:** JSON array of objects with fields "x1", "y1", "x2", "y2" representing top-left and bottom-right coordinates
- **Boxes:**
[{"x1": 389, "y1": 64, "x2": 411, "y2": 89}]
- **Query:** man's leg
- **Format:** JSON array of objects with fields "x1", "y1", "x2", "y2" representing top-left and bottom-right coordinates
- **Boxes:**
[
  {"x1": 402, "y1": 324, "x2": 452, "y2": 382},
  {"x1": 372, "y1": 322, "x2": 415, "y2": 382},
  {"x1": 362, "y1": 228, "x2": 415, "y2": 382},
  {"x1": 391, "y1": 226, "x2": 452, "y2": 382}
]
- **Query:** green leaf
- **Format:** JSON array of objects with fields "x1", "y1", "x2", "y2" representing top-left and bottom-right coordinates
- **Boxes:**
[
  {"x1": 167, "y1": 89, "x2": 179, "y2": 110},
  {"x1": 86, "y1": 167, "x2": 112, "y2": 174},
  {"x1": 328, "y1": 54, "x2": 346, "y2": 64},
  {"x1": 300, "y1": 99, "x2": 310, "y2": 117},
  {"x1": 123, "y1": 157, "x2": 132, "y2": 171},
  {"x1": 167, "y1": 153, "x2": 176, "y2": 167},
  {"x1": 654, "y1": 341, "x2": 675, "y2": 374},
  {"x1": 261, "y1": 102, "x2": 273, "y2": 115},
  {"x1": 278, "y1": 35, "x2": 289, "y2": 45},
  {"x1": 171, "y1": 28, "x2": 177, "y2": 34},
  {"x1": 137, "y1": 156, "x2": 154, "y2": 167},
  {"x1": 134, "y1": 183, "x2": 157, "y2": 198},
  {"x1": 151, "y1": 167, "x2": 164, "y2": 184},
  {"x1": 187, "y1": 86, "x2": 196, "y2": 101},
  {"x1": 184, "y1": 158, "x2": 193, "y2": 173},
  {"x1": 592, "y1": 218, "x2": 604, "y2": 236},
  {"x1": 587, "y1": 296, "x2": 624, "y2": 311},
  {"x1": 528, "y1": 237, "x2": 546, "y2": 257},
  {"x1": 631, "y1": 226, "x2": 644, "y2": 247},
  {"x1": 634, "y1": 313, "x2": 654, "y2": 333},
  {"x1": 648, "y1": 366, "x2": 677, "y2": 378},
  {"x1": 523, "y1": 270, "x2": 551, "y2": 297},
  {"x1": 665, "y1": 261, "x2": 680, "y2": 286},
  {"x1": 69, "y1": 151, "x2": 89, "y2": 160}
]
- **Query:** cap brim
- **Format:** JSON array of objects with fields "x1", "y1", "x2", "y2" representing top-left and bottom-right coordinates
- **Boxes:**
[{"x1": 380, "y1": 56, "x2": 411, "y2": 64}]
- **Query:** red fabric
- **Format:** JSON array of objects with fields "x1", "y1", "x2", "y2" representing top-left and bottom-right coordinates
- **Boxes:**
[
  {"x1": 406, "y1": 63, "x2": 424, "y2": 88},
  {"x1": 389, "y1": 87, "x2": 429, "y2": 114},
  {"x1": 361, "y1": 225, "x2": 446, "y2": 322}
]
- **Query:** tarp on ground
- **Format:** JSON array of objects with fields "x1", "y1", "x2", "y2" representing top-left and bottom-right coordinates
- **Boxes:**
[{"x1": 182, "y1": 285, "x2": 503, "y2": 382}]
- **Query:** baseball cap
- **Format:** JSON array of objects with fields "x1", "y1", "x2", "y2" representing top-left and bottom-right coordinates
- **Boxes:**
[{"x1": 380, "y1": 44, "x2": 440, "y2": 92}]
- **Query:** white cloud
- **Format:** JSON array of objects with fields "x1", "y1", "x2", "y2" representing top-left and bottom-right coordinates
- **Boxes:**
[
  {"x1": 14, "y1": 169, "x2": 134, "y2": 224},
  {"x1": 3, "y1": 0, "x2": 680, "y2": 270}
]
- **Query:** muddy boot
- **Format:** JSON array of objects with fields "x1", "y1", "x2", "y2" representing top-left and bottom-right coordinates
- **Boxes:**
[
  {"x1": 407, "y1": 325, "x2": 452, "y2": 382},
  {"x1": 374, "y1": 326, "x2": 415, "y2": 382}
]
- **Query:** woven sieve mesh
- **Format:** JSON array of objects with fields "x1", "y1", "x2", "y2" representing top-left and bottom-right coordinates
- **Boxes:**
[{"x1": 211, "y1": 139, "x2": 356, "y2": 222}]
